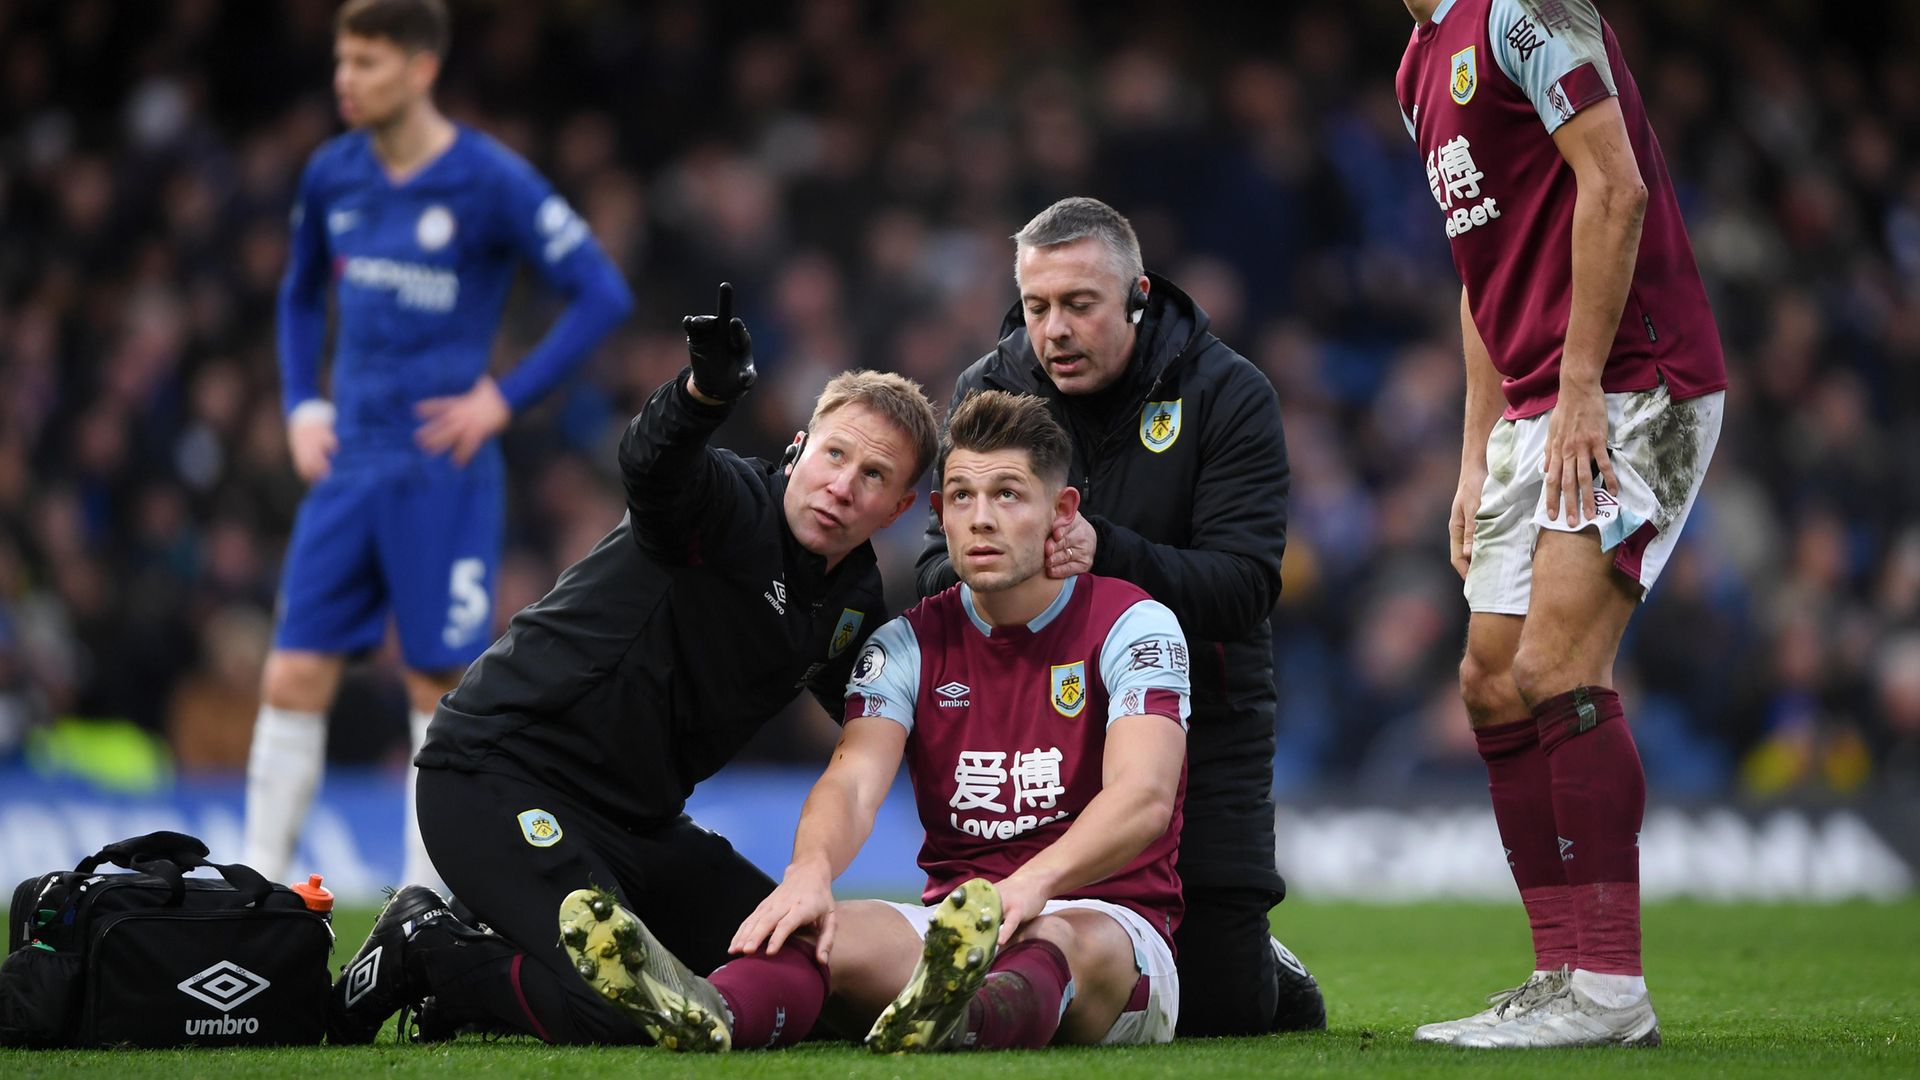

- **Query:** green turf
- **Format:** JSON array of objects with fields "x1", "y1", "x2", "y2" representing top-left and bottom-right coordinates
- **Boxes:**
[{"x1": 4, "y1": 899, "x2": 1914, "y2": 1077}]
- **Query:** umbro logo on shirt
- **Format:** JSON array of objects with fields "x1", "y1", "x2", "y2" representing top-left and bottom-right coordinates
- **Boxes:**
[
  {"x1": 934, "y1": 681, "x2": 971, "y2": 708},
  {"x1": 328, "y1": 209, "x2": 361, "y2": 234},
  {"x1": 764, "y1": 579, "x2": 787, "y2": 615}
]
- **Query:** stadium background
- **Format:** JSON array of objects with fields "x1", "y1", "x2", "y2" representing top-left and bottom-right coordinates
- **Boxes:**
[{"x1": 0, "y1": 0, "x2": 1915, "y2": 902}]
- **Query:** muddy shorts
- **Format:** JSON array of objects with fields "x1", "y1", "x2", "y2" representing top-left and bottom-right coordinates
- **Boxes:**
[{"x1": 1465, "y1": 382, "x2": 1724, "y2": 614}]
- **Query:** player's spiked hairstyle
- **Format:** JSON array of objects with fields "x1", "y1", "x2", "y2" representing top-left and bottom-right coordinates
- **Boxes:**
[
  {"x1": 939, "y1": 391, "x2": 1072, "y2": 490},
  {"x1": 1012, "y1": 196, "x2": 1145, "y2": 289},
  {"x1": 336, "y1": 0, "x2": 450, "y2": 59},
  {"x1": 808, "y1": 370, "x2": 941, "y2": 483}
]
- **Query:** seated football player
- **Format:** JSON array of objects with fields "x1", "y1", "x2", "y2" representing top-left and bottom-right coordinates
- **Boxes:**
[{"x1": 560, "y1": 389, "x2": 1191, "y2": 1052}]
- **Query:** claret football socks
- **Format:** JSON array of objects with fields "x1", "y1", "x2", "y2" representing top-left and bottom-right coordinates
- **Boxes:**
[{"x1": 1473, "y1": 716, "x2": 1577, "y2": 971}]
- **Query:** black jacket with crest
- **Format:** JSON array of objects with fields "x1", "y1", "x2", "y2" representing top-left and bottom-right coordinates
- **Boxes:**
[{"x1": 915, "y1": 276, "x2": 1290, "y2": 887}]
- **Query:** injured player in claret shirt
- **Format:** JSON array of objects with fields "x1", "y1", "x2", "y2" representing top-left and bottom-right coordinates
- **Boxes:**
[{"x1": 559, "y1": 390, "x2": 1195, "y2": 1052}]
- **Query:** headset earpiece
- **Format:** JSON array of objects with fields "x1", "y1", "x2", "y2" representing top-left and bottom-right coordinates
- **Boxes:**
[
  {"x1": 1126, "y1": 280, "x2": 1148, "y2": 325},
  {"x1": 780, "y1": 431, "x2": 807, "y2": 471}
]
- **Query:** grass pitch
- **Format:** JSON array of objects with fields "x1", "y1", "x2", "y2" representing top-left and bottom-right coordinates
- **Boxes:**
[{"x1": 4, "y1": 899, "x2": 1914, "y2": 1078}]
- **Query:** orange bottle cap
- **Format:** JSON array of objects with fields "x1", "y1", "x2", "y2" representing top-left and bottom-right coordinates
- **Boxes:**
[{"x1": 291, "y1": 873, "x2": 334, "y2": 913}]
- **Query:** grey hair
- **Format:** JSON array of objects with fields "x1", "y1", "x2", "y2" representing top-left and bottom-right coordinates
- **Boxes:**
[{"x1": 1012, "y1": 196, "x2": 1144, "y2": 290}]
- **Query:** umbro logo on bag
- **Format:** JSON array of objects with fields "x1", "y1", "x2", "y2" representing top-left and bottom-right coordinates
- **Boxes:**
[
  {"x1": 179, "y1": 960, "x2": 271, "y2": 1035},
  {"x1": 934, "y1": 681, "x2": 970, "y2": 708},
  {"x1": 177, "y1": 959, "x2": 272, "y2": 1011}
]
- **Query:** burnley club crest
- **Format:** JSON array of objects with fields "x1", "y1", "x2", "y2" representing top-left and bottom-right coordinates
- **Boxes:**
[
  {"x1": 1051, "y1": 661, "x2": 1087, "y2": 718},
  {"x1": 829, "y1": 608, "x2": 864, "y2": 657},
  {"x1": 1139, "y1": 400, "x2": 1183, "y2": 453},
  {"x1": 1450, "y1": 46, "x2": 1477, "y2": 105}
]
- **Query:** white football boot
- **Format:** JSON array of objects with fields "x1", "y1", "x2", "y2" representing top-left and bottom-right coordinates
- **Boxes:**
[
  {"x1": 1412, "y1": 966, "x2": 1570, "y2": 1044},
  {"x1": 1452, "y1": 979, "x2": 1660, "y2": 1048}
]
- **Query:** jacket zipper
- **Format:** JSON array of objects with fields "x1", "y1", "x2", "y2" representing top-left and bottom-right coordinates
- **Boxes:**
[{"x1": 1073, "y1": 373, "x2": 1167, "y2": 500}]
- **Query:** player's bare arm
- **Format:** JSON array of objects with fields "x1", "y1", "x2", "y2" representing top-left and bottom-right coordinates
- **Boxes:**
[
  {"x1": 413, "y1": 374, "x2": 510, "y2": 465},
  {"x1": 1452, "y1": 286, "x2": 1505, "y2": 579},
  {"x1": 730, "y1": 715, "x2": 907, "y2": 963},
  {"x1": 1543, "y1": 96, "x2": 1646, "y2": 526},
  {"x1": 994, "y1": 712, "x2": 1185, "y2": 944}
]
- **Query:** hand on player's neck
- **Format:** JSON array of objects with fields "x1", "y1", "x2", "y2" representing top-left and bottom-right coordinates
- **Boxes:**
[
  {"x1": 970, "y1": 573, "x2": 1067, "y2": 631},
  {"x1": 372, "y1": 103, "x2": 456, "y2": 184}
]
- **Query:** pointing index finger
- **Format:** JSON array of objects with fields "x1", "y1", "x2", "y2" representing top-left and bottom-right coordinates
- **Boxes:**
[{"x1": 716, "y1": 281, "x2": 734, "y2": 324}]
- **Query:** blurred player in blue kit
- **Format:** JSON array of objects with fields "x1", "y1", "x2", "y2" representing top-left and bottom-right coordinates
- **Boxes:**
[{"x1": 244, "y1": 0, "x2": 633, "y2": 888}]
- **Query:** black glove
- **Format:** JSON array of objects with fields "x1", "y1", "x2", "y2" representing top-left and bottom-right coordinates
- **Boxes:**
[{"x1": 683, "y1": 281, "x2": 757, "y2": 402}]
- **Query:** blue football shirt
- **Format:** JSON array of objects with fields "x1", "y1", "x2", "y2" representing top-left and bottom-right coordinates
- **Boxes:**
[{"x1": 278, "y1": 124, "x2": 631, "y2": 473}]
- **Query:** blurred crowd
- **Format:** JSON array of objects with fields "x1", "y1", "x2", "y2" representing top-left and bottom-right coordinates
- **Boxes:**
[{"x1": 1, "y1": 0, "x2": 1917, "y2": 798}]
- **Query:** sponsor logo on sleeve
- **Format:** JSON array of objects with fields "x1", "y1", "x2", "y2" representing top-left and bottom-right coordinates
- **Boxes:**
[
  {"x1": 1529, "y1": 0, "x2": 1576, "y2": 35},
  {"x1": 536, "y1": 194, "x2": 588, "y2": 263},
  {"x1": 851, "y1": 642, "x2": 887, "y2": 686},
  {"x1": 1547, "y1": 80, "x2": 1575, "y2": 122},
  {"x1": 1505, "y1": 16, "x2": 1543, "y2": 62}
]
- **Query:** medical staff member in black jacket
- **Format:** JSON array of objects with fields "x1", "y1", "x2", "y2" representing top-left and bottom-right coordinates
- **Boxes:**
[
  {"x1": 328, "y1": 284, "x2": 942, "y2": 1045},
  {"x1": 917, "y1": 199, "x2": 1324, "y2": 1035}
]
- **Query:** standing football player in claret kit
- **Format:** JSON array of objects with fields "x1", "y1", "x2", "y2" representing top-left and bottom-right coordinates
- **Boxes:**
[
  {"x1": 1395, "y1": 0, "x2": 1727, "y2": 1048},
  {"x1": 245, "y1": 0, "x2": 632, "y2": 893}
]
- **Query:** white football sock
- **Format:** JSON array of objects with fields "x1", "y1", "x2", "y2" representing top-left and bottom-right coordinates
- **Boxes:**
[
  {"x1": 1572, "y1": 969, "x2": 1648, "y2": 1009},
  {"x1": 243, "y1": 706, "x2": 328, "y2": 882},
  {"x1": 401, "y1": 708, "x2": 446, "y2": 893}
]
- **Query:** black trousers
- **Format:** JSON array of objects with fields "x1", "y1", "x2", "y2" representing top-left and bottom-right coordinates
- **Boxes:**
[
  {"x1": 1173, "y1": 885, "x2": 1283, "y2": 1035},
  {"x1": 1172, "y1": 708, "x2": 1296, "y2": 1036},
  {"x1": 414, "y1": 766, "x2": 776, "y2": 1044}
]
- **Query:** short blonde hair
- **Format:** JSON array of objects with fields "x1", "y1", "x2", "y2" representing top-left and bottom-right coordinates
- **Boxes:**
[{"x1": 808, "y1": 370, "x2": 940, "y2": 483}]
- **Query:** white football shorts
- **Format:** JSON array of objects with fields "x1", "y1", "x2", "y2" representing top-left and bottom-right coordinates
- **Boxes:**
[{"x1": 1465, "y1": 380, "x2": 1724, "y2": 614}]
